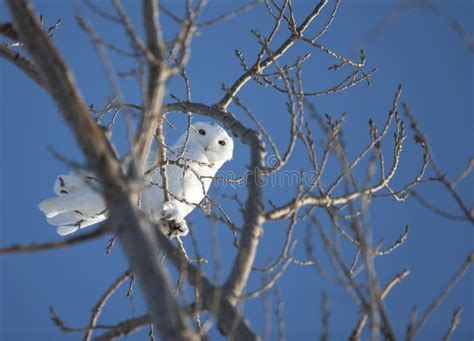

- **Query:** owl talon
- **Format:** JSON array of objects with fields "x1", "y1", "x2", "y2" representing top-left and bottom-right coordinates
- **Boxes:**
[
  {"x1": 160, "y1": 202, "x2": 189, "y2": 237},
  {"x1": 167, "y1": 219, "x2": 181, "y2": 230},
  {"x1": 161, "y1": 218, "x2": 188, "y2": 238}
]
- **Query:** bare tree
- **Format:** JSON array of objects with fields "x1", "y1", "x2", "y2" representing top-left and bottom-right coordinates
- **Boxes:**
[{"x1": 0, "y1": 1, "x2": 472, "y2": 340}]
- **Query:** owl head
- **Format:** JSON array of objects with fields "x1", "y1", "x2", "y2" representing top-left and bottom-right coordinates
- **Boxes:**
[{"x1": 175, "y1": 121, "x2": 234, "y2": 165}]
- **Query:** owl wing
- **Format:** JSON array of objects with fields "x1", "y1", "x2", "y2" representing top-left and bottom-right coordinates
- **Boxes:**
[{"x1": 38, "y1": 172, "x2": 107, "y2": 235}]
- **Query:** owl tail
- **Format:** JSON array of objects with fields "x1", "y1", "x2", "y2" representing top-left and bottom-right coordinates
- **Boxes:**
[{"x1": 38, "y1": 173, "x2": 108, "y2": 236}]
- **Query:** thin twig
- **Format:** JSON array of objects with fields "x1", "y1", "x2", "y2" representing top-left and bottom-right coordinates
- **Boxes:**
[
  {"x1": 407, "y1": 252, "x2": 473, "y2": 340},
  {"x1": 84, "y1": 270, "x2": 131, "y2": 341},
  {"x1": 0, "y1": 225, "x2": 109, "y2": 256}
]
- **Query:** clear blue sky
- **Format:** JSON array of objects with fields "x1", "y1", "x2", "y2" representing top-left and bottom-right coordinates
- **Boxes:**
[{"x1": 1, "y1": 1, "x2": 473, "y2": 340}]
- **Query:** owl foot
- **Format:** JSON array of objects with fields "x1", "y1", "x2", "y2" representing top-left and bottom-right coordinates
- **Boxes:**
[
  {"x1": 160, "y1": 201, "x2": 189, "y2": 238},
  {"x1": 165, "y1": 219, "x2": 189, "y2": 238}
]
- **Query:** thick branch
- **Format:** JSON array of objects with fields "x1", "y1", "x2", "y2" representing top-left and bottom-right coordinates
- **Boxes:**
[
  {"x1": 6, "y1": 2, "x2": 197, "y2": 340},
  {"x1": 0, "y1": 43, "x2": 45, "y2": 88},
  {"x1": 162, "y1": 102, "x2": 266, "y2": 303},
  {"x1": 132, "y1": 0, "x2": 169, "y2": 176},
  {"x1": 153, "y1": 226, "x2": 260, "y2": 340}
]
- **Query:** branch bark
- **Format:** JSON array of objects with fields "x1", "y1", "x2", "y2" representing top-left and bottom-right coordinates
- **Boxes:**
[
  {"x1": 0, "y1": 225, "x2": 108, "y2": 255},
  {"x1": 5, "y1": 1, "x2": 198, "y2": 340},
  {"x1": 162, "y1": 102, "x2": 266, "y2": 303},
  {"x1": 0, "y1": 43, "x2": 45, "y2": 88},
  {"x1": 216, "y1": 0, "x2": 329, "y2": 110},
  {"x1": 132, "y1": 0, "x2": 169, "y2": 176}
]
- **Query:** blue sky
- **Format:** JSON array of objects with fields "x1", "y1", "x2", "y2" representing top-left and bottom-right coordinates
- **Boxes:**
[{"x1": 1, "y1": 1, "x2": 473, "y2": 340}]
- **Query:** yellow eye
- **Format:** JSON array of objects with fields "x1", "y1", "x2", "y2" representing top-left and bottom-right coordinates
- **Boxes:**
[
  {"x1": 218, "y1": 140, "x2": 226, "y2": 146},
  {"x1": 198, "y1": 129, "x2": 206, "y2": 135}
]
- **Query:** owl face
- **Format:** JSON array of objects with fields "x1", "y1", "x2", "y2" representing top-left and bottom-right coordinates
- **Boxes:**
[{"x1": 185, "y1": 121, "x2": 234, "y2": 165}]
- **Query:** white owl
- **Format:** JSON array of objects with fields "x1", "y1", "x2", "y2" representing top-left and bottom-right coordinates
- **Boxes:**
[{"x1": 38, "y1": 122, "x2": 234, "y2": 237}]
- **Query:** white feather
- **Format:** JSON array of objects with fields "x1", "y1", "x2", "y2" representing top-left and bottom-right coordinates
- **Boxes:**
[
  {"x1": 56, "y1": 214, "x2": 107, "y2": 236},
  {"x1": 38, "y1": 122, "x2": 234, "y2": 237}
]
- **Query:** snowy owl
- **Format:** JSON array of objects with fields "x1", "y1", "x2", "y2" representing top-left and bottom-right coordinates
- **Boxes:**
[{"x1": 38, "y1": 121, "x2": 234, "y2": 237}]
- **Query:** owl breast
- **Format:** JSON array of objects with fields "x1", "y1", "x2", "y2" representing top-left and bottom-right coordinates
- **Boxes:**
[{"x1": 169, "y1": 162, "x2": 215, "y2": 217}]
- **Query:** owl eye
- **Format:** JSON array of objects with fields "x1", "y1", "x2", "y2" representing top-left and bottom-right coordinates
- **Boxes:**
[
  {"x1": 218, "y1": 140, "x2": 226, "y2": 146},
  {"x1": 198, "y1": 129, "x2": 206, "y2": 136}
]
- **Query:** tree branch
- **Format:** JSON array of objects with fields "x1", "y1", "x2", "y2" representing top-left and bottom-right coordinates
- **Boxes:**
[
  {"x1": 5, "y1": 1, "x2": 198, "y2": 340},
  {"x1": 162, "y1": 102, "x2": 266, "y2": 303},
  {"x1": 0, "y1": 43, "x2": 45, "y2": 88},
  {"x1": 0, "y1": 225, "x2": 109, "y2": 256},
  {"x1": 407, "y1": 252, "x2": 473, "y2": 340}
]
